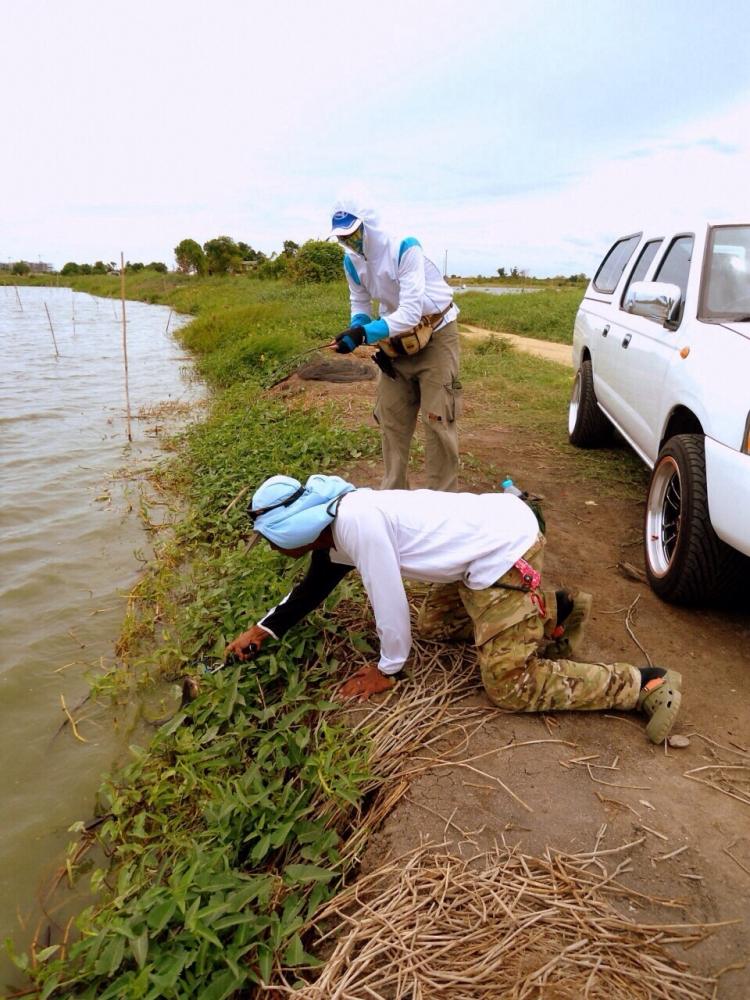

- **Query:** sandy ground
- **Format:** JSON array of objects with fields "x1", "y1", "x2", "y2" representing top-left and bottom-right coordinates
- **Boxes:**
[
  {"x1": 276, "y1": 335, "x2": 750, "y2": 998},
  {"x1": 460, "y1": 322, "x2": 574, "y2": 366}
]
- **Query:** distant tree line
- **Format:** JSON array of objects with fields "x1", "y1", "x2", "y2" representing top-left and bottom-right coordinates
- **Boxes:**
[
  {"x1": 60, "y1": 260, "x2": 168, "y2": 275},
  {"x1": 174, "y1": 235, "x2": 343, "y2": 284},
  {"x1": 496, "y1": 267, "x2": 587, "y2": 284}
]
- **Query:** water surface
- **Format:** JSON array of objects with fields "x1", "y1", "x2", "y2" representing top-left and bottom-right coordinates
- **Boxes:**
[{"x1": 0, "y1": 284, "x2": 201, "y2": 982}]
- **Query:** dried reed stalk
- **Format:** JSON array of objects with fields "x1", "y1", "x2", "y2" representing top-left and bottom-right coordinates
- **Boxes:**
[
  {"x1": 120, "y1": 251, "x2": 132, "y2": 442},
  {"x1": 309, "y1": 613, "x2": 493, "y2": 869},
  {"x1": 271, "y1": 842, "x2": 727, "y2": 999},
  {"x1": 683, "y1": 764, "x2": 750, "y2": 807},
  {"x1": 44, "y1": 302, "x2": 60, "y2": 357}
]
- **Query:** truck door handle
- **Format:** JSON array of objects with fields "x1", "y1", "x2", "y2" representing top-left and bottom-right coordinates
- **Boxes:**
[
  {"x1": 602, "y1": 324, "x2": 609, "y2": 338},
  {"x1": 622, "y1": 334, "x2": 632, "y2": 349}
]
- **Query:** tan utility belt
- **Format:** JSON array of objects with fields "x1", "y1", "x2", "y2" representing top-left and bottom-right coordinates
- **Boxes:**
[{"x1": 379, "y1": 303, "x2": 453, "y2": 358}]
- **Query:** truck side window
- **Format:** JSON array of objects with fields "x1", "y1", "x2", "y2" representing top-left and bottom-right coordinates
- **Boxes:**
[
  {"x1": 593, "y1": 234, "x2": 641, "y2": 294},
  {"x1": 655, "y1": 236, "x2": 694, "y2": 324},
  {"x1": 620, "y1": 239, "x2": 663, "y2": 306}
]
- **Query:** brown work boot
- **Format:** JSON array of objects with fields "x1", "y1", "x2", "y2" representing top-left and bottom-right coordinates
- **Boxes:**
[{"x1": 540, "y1": 590, "x2": 592, "y2": 659}]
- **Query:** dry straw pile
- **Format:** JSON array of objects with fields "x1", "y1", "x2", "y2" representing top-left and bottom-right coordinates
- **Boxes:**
[{"x1": 280, "y1": 841, "x2": 723, "y2": 999}]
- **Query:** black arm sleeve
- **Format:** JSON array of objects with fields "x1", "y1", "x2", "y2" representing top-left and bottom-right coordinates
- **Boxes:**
[{"x1": 258, "y1": 548, "x2": 353, "y2": 638}]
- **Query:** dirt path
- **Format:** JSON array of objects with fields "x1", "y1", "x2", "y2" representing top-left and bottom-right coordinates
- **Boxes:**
[
  {"x1": 277, "y1": 356, "x2": 749, "y2": 998},
  {"x1": 460, "y1": 322, "x2": 573, "y2": 366}
]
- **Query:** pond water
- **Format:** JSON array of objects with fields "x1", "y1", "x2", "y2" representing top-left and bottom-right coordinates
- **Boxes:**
[
  {"x1": 0, "y1": 285, "x2": 201, "y2": 984},
  {"x1": 454, "y1": 285, "x2": 541, "y2": 295}
]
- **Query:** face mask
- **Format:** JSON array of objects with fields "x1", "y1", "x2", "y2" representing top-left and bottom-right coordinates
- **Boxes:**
[{"x1": 338, "y1": 224, "x2": 364, "y2": 256}]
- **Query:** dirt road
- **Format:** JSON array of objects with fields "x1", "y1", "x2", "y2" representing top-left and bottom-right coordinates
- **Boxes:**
[
  {"x1": 277, "y1": 338, "x2": 750, "y2": 998},
  {"x1": 460, "y1": 321, "x2": 573, "y2": 366}
]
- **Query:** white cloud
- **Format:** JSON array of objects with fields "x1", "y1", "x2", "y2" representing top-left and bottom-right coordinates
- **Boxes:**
[
  {"x1": 400, "y1": 95, "x2": 750, "y2": 276},
  {"x1": 2, "y1": 2, "x2": 748, "y2": 274}
]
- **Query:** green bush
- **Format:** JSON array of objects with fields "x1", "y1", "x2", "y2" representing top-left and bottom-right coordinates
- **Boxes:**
[{"x1": 290, "y1": 241, "x2": 343, "y2": 284}]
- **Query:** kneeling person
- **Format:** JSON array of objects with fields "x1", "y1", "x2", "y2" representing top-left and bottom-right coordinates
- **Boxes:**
[{"x1": 226, "y1": 474, "x2": 681, "y2": 743}]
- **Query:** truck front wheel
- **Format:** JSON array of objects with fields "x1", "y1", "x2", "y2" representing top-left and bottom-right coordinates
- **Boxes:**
[{"x1": 644, "y1": 434, "x2": 744, "y2": 603}]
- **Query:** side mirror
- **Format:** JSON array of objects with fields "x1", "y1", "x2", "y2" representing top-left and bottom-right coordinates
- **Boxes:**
[{"x1": 623, "y1": 281, "x2": 682, "y2": 327}]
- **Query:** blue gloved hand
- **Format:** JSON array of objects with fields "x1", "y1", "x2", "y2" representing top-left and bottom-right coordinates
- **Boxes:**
[
  {"x1": 351, "y1": 313, "x2": 372, "y2": 327},
  {"x1": 334, "y1": 325, "x2": 366, "y2": 354},
  {"x1": 363, "y1": 318, "x2": 389, "y2": 344}
]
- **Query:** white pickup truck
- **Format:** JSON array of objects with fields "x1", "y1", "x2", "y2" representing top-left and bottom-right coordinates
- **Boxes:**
[{"x1": 568, "y1": 222, "x2": 750, "y2": 604}]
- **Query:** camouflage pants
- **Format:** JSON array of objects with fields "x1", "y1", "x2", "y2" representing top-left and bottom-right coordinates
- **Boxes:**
[{"x1": 417, "y1": 536, "x2": 640, "y2": 712}]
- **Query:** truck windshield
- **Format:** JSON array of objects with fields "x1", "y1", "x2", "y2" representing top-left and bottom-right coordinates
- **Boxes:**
[{"x1": 700, "y1": 225, "x2": 750, "y2": 321}]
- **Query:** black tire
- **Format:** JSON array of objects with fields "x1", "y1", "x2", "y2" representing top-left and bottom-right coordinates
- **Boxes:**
[
  {"x1": 644, "y1": 434, "x2": 745, "y2": 604},
  {"x1": 568, "y1": 359, "x2": 612, "y2": 447}
]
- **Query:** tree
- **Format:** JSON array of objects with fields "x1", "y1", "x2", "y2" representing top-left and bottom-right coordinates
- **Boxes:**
[
  {"x1": 174, "y1": 238, "x2": 206, "y2": 275},
  {"x1": 92, "y1": 261, "x2": 107, "y2": 274},
  {"x1": 282, "y1": 240, "x2": 299, "y2": 258},
  {"x1": 147, "y1": 261, "x2": 168, "y2": 272},
  {"x1": 61, "y1": 262, "x2": 80, "y2": 275},
  {"x1": 11, "y1": 261, "x2": 30, "y2": 275},
  {"x1": 290, "y1": 240, "x2": 343, "y2": 284},
  {"x1": 497, "y1": 267, "x2": 506, "y2": 278},
  {"x1": 203, "y1": 236, "x2": 244, "y2": 275},
  {"x1": 237, "y1": 241, "x2": 266, "y2": 264}
]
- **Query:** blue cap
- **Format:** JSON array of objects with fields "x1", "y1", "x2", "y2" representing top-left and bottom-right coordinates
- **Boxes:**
[{"x1": 330, "y1": 211, "x2": 362, "y2": 238}]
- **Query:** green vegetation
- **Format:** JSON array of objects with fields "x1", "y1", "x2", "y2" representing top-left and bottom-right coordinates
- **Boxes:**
[
  {"x1": 173, "y1": 235, "x2": 342, "y2": 283},
  {"x1": 60, "y1": 261, "x2": 168, "y2": 276},
  {"x1": 457, "y1": 287, "x2": 585, "y2": 343},
  {"x1": 462, "y1": 335, "x2": 646, "y2": 496}
]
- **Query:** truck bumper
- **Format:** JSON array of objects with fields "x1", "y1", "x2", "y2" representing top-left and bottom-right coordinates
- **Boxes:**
[{"x1": 705, "y1": 437, "x2": 750, "y2": 557}]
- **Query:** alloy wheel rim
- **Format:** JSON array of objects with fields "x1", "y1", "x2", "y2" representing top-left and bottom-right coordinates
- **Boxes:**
[
  {"x1": 568, "y1": 372, "x2": 582, "y2": 435},
  {"x1": 646, "y1": 456, "x2": 682, "y2": 576}
]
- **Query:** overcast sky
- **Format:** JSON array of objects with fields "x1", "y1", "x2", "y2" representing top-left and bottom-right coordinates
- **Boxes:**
[{"x1": 2, "y1": 0, "x2": 749, "y2": 276}]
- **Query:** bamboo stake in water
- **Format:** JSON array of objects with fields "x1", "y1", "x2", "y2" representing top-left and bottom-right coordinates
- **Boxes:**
[
  {"x1": 14, "y1": 285, "x2": 23, "y2": 311},
  {"x1": 120, "y1": 252, "x2": 132, "y2": 442},
  {"x1": 44, "y1": 302, "x2": 60, "y2": 358},
  {"x1": 165, "y1": 308, "x2": 173, "y2": 334}
]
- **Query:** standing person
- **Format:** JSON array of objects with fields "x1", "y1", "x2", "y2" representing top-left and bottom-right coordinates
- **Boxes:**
[
  {"x1": 329, "y1": 198, "x2": 461, "y2": 491},
  {"x1": 226, "y1": 474, "x2": 683, "y2": 744}
]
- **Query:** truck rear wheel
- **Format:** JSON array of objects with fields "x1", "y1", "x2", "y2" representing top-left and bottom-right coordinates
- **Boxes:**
[
  {"x1": 644, "y1": 434, "x2": 745, "y2": 603},
  {"x1": 568, "y1": 359, "x2": 612, "y2": 447}
]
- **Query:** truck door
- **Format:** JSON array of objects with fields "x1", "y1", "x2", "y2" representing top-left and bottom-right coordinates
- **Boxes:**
[
  {"x1": 614, "y1": 235, "x2": 694, "y2": 463},
  {"x1": 585, "y1": 234, "x2": 642, "y2": 415}
]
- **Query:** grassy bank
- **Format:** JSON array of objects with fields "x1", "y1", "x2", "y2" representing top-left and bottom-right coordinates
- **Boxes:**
[{"x1": 457, "y1": 286, "x2": 585, "y2": 343}]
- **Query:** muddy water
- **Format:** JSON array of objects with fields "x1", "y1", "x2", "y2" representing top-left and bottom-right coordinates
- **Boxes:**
[{"x1": 0, "y1": 285, "x2": 202, "y2": 981}]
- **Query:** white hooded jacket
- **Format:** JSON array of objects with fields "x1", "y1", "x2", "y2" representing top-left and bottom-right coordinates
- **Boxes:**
[{"x1": 333, "y1": 198, "x2": 459, "y2": 338}]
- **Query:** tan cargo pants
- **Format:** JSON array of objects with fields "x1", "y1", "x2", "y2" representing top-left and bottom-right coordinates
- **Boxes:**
[
  {"x1": 374, "y1": 320, "x2": 461, "y2": 492},
  {"x1": 417, "y1": 535, "x2": 641, "y2": 712}
]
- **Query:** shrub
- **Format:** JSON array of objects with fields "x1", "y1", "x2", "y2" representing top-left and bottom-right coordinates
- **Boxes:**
[{"x1": 290, "y1": 240, "x2": 344, "y2": 284}]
